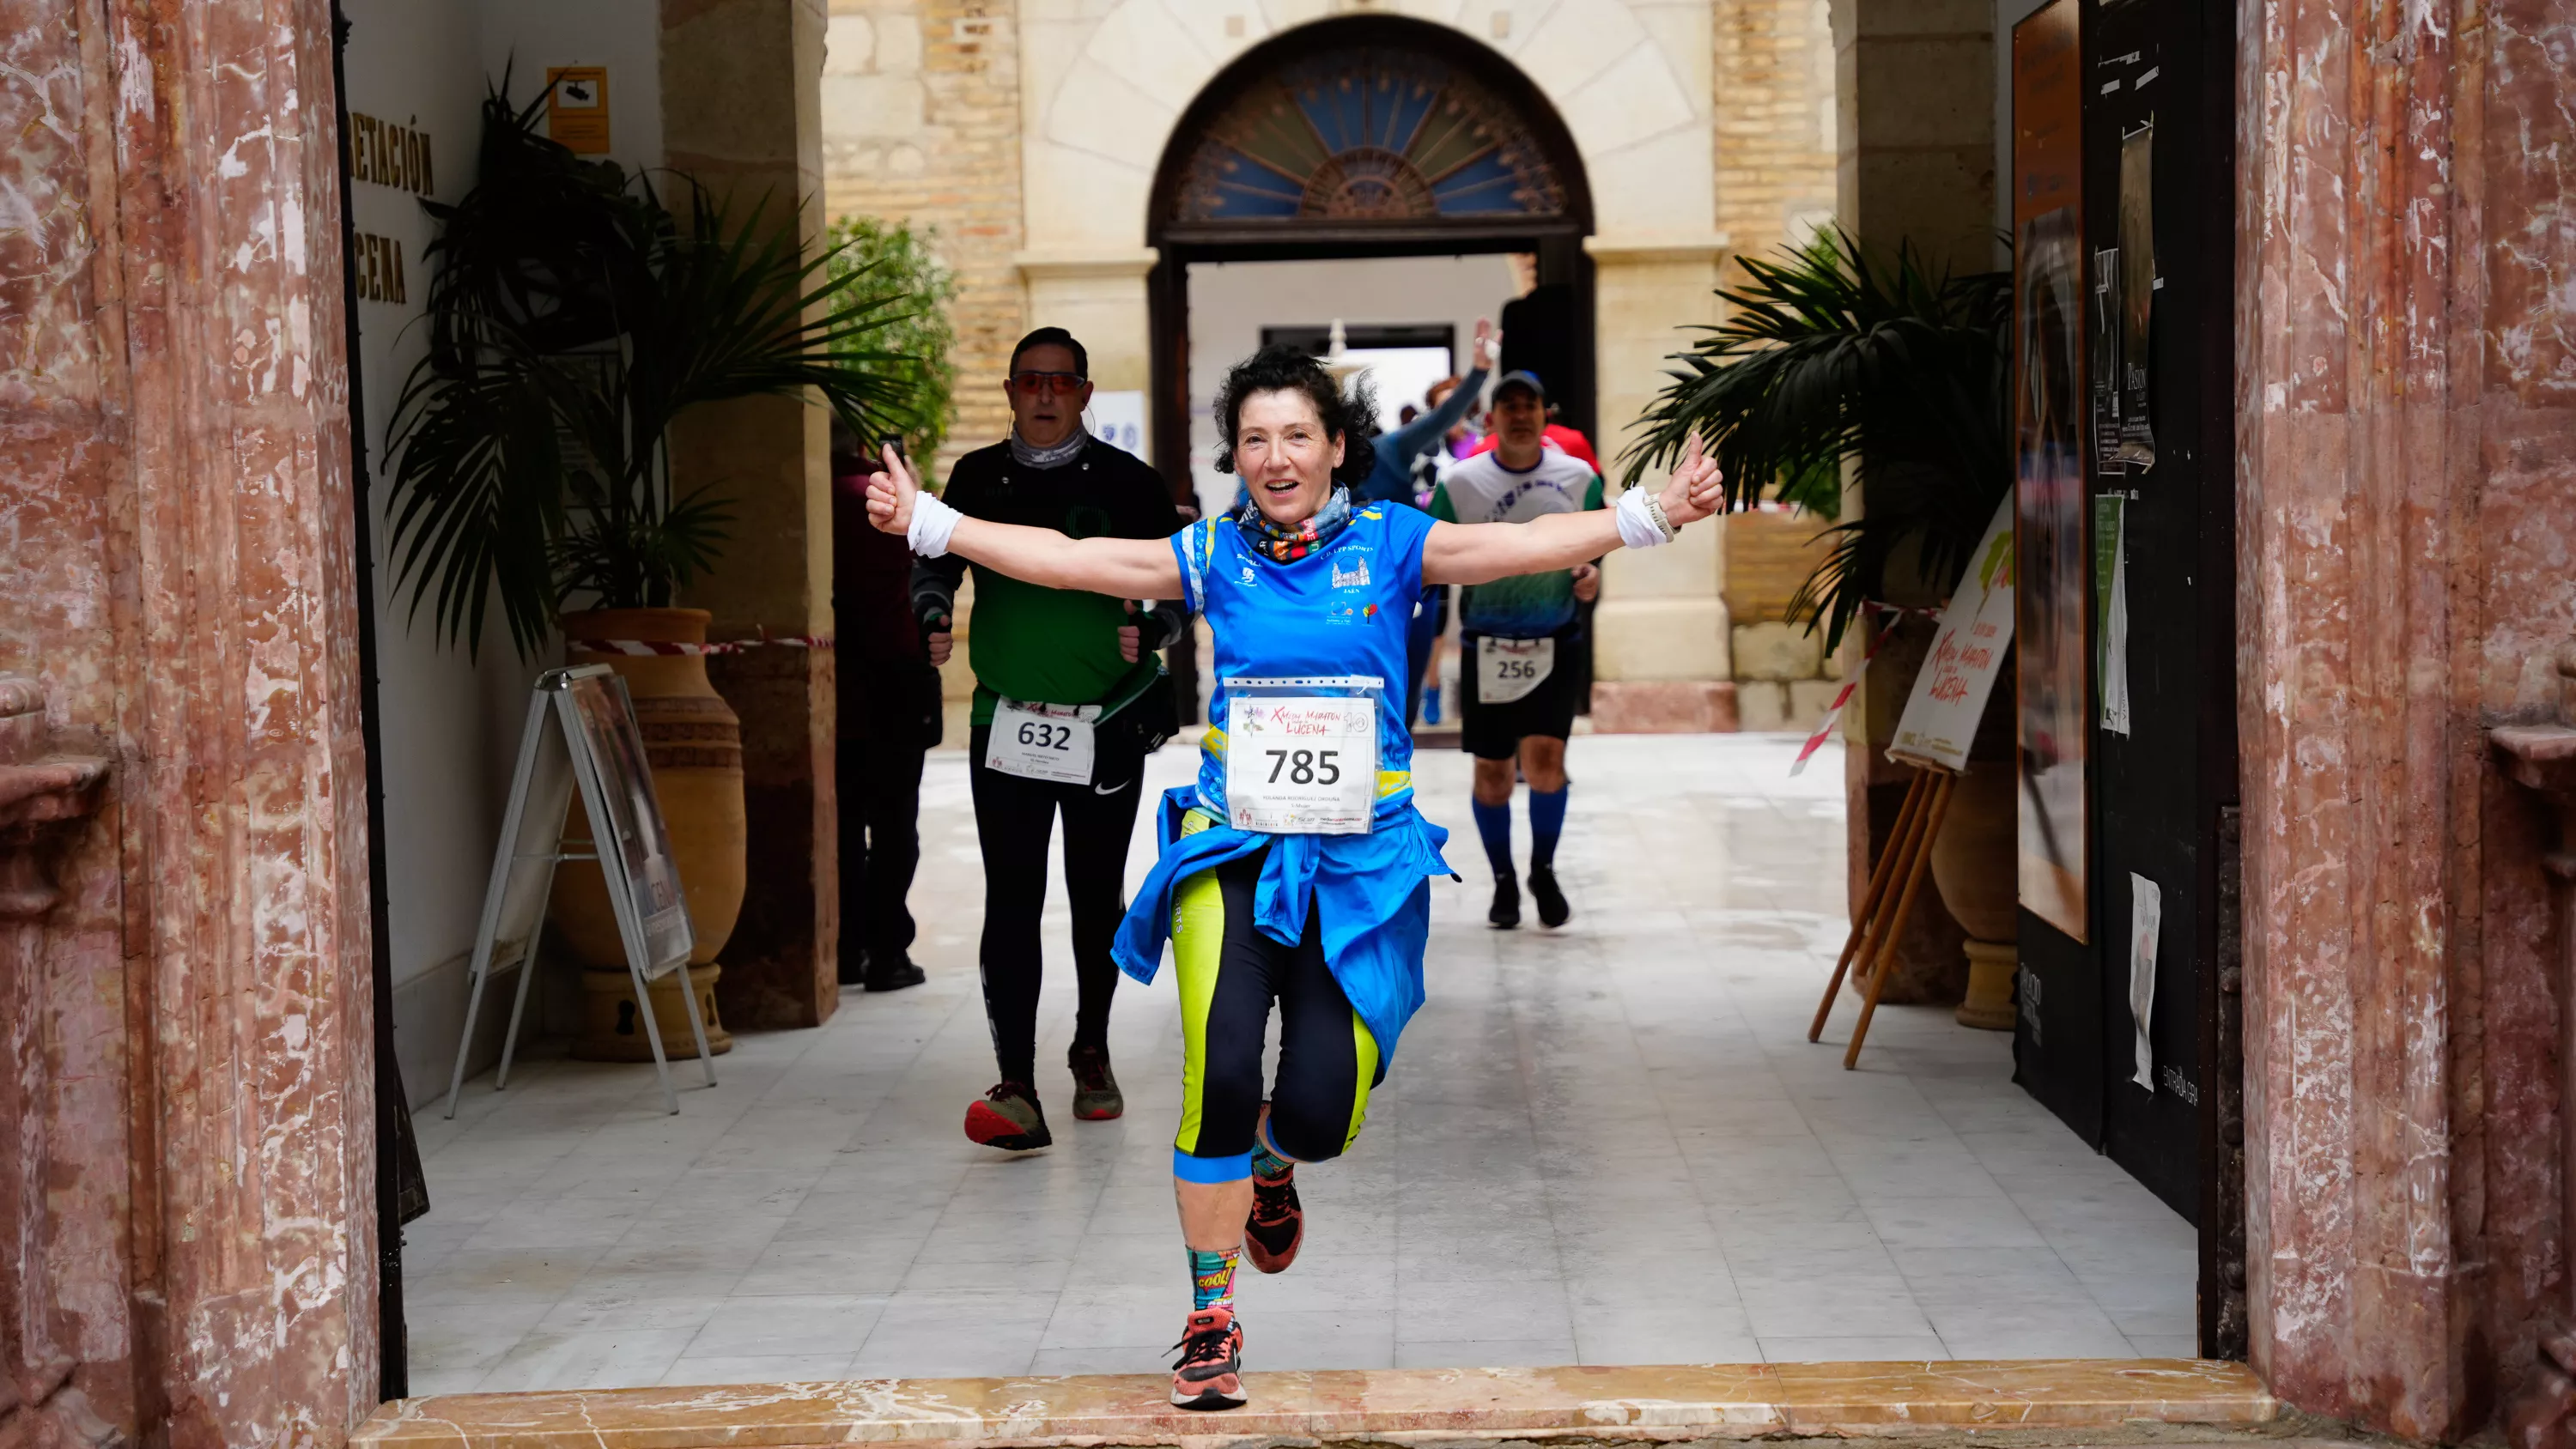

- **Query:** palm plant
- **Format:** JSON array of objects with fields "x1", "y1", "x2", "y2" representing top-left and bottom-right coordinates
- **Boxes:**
[
  {"x1": 386, "y1": 81, "x2": 922, "y2": 659},
  {"x1": 1620, "y1": 228, "x2": 2009, "y2": 653}
]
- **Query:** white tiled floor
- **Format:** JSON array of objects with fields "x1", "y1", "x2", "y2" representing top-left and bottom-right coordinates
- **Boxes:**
[{"x1": 404, "y1": 733, "x2": 2197, "y2": 1393}]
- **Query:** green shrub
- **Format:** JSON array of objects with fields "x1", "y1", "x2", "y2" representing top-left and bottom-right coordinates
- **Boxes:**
[{"x1": 823, "y1": 215, "x2": 958, "y2": 463}]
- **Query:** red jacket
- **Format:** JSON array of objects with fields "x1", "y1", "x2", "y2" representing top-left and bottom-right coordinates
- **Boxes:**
[{"x1": 1467, "y1": 423, "x2": 1599, "y2": 472}]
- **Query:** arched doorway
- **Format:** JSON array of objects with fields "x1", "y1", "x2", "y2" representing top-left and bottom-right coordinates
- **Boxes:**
[{"x1": 1142, "y1": 16, "x2": 1596, "y2": 489}]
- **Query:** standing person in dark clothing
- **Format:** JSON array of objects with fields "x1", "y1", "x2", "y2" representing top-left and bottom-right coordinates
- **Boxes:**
[
  {"x1": 834, "y1": 425, "x2": 942, "y2": 992},
  {"x1": 913, "y1": 326, "x2": 1188, "y2": 1151},
  {"x1": 1353, "y1": 320, "x2": 1492, "y2": 724}
]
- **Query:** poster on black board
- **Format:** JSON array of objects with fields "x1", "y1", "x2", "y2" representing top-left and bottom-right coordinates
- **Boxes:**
[{"x1": 2013, "y1": 0, "x2": 2092, "y2": 944}]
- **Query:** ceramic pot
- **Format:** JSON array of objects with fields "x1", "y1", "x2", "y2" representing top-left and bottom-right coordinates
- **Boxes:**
[
  {"x1": 576, "y1": 960, "x2": 733, "y2": 1061},
  {"x1": 550, "y1": 608, "x2": 747, "y2": 1061},
  {"x1": 1927, "y1": 716, "x2": 2020, "y2": 1031}
]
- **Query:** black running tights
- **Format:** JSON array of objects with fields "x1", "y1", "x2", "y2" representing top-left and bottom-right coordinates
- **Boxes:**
[{"x1": 966, "y1": 723, "x2": 1141, "y2": 1089}]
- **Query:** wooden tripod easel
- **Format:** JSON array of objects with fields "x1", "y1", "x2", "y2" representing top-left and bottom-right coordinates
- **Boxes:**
[{"x1": 1807, "y1": 757, "x2": 1958, "y2": 1069}]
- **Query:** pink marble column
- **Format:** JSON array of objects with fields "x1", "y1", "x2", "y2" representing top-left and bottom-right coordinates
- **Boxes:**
[
  {"x1": 2236, "y1": 0, "x2": 2576, "y2": 1433},
  {"x1": 0, "y1": 0, "x2": 377, "y2": 1444}
]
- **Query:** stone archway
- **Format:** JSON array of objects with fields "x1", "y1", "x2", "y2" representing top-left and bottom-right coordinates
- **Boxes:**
[
  {"x1": 1142, "y1": 14, "x2": 1599, "y2": 443},
  {"x1": 1131, "y1": 15, "x2": 1607, "y2": 720}
]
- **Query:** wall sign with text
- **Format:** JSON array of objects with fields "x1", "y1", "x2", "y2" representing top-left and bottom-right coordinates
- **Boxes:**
[
  {"x1": 349, "y1": 112, "x2": 434, "y2": 196},
  {"x1": 546, "y1": 67, "x2": 612, "y2": 155},
  {"x1": 352, "y1": 232, "x2": 407, "y2": 306}
]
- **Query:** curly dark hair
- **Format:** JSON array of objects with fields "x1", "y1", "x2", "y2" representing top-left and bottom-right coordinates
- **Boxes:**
[{"x1": 1213, "y1": 344, "x2": 1377, "y2": 489}]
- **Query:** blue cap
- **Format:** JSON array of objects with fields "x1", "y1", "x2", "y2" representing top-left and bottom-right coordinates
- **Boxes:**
[{"x1": 1492, "y1": 369, "x2": 1547, "y2": 403}]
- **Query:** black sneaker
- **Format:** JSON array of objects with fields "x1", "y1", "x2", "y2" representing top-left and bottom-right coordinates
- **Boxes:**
[
  {"x1": 864, "y1": 952, "x2": 927, "y2": 991},
  {"x1": 1529, "y1": 866, "x2": 1570, "y2": 929},
  {"x1": 1489, "y1": 869, "x2": 1521, "y2": 930}
]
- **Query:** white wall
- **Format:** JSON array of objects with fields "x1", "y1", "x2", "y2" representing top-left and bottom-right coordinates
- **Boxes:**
[
  {"x1": 341, "y1": 0, "x2": 666, "y2": 1106},
  {"x1": 476, "y1": 0, "x2": 666, "y2": 173},
  {"x1": 1183, "y1": 254, "x2": 1524, "y2": 516}
]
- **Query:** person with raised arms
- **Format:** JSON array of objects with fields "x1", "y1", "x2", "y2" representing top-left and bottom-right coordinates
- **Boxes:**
[{"x1": 861, "y1": 345, "x2": 1722, "y2": 1411}]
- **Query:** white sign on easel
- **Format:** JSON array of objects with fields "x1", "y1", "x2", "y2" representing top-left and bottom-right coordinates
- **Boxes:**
[
  {"x1": 1888, "y1": 497, "x2": 2019, "y2": 772},
  {"x1": 442, "y1": 664, "x2": 714, "y2": 1118}
]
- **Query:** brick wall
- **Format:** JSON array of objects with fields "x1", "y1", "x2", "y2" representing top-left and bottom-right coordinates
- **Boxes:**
[
  {"x1": 1713, "y1": 0, "x2": 1841, "y2": 282},
  {"x1": 822, "y1": 0, "x2": 1024, "y2": 481}
]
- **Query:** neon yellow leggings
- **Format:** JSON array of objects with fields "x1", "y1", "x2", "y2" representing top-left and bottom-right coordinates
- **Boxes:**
[{"x1": 1169, "y1": 846, "x2": 1379, "y2": 1185}]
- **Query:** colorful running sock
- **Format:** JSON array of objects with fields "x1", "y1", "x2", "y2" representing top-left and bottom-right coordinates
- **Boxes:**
[
  {"x1": 1472, "y1": 796, "x2": 1514, "y2": 877},
  {"x1": 1251, "y1": 1136, "x2": 1293, "y2": 1181},
  {"x1": 1189, "y1": 1246, "x2": 1242, "y2": 1313},
  {"x1": 1528, "y1": 785, "x2": 1569, "y2": 869}
]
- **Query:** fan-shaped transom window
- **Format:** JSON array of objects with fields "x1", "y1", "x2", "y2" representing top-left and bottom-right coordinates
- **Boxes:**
[{"x1": 1169, "y1": 46, "x2": 1570, "y2": 224}]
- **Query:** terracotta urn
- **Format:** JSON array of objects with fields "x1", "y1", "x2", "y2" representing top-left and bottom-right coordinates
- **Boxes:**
[
  {"x1": 1929, "y1": 765, "x2": 2019, "y2": 1029},
  {"x1": 552, "y1": 607, "x2": 744, "y2": 1058},
  {"x1": 1927, "y1": 685, "x2": 2020, "y2": 1030}
]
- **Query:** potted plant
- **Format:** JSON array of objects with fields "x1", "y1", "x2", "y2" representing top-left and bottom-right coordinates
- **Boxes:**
[
  {"x1": 386, "y1": 82, "x2": 920, "y2": 1058},
  {"x1": 1624, "y1": 229, "x2": 2019, "y2": 1027},
  {"x1": 823, "y1": 215, "x2": 958, "y2": 463}
]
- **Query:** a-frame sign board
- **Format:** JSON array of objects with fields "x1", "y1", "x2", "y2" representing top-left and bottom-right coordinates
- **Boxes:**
[
  {"x1": 442, "y1": 664, "x2": 715, "y2": 1117},
  {"x1": 1811, "y1": 499, "x2": 2018, "y2": 1068}
]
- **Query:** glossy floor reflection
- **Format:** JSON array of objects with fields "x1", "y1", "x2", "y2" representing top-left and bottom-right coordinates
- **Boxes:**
[{"x1": 405, "y1": 734, "x2": 2195, "y2": 1394}]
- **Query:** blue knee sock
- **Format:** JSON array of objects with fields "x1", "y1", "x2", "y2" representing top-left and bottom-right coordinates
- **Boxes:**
[
  {"x1": 1472, "y1": 796, "x2": 1514, "y2": 877},
  {"x1": 1528, "y1": 785, "x2": 1569, "y2": 870}
]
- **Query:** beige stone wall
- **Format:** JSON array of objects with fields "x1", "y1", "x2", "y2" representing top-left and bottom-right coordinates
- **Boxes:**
[
  {"x1": 1830, "y1": 0, "x2": 1996, "y2": 270},
  {"x1": 817, "y1": 0, "x2": 1839, "y2": 712},
  {"x1": 1714, "y1": 0, "x2": 1841, "y2": 276},
  {"x1": 822, "y1": 0, "x2": 1026, "y2": 479}
]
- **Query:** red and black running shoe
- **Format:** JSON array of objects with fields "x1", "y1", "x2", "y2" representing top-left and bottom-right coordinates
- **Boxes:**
[
  {"x1": 1168, "y1": 1306, "x2": 1247, "y2": 1410},
  {"x1": 1067, "y1": 1043, "x2": 1124, "y2": 1121},
  {"x1": 1243, "y1": 1162, "x2": 1303, "y2": 1273},
  {"x1": 963, "y1": 1082, "x2": 1053, "y2": 1151}
]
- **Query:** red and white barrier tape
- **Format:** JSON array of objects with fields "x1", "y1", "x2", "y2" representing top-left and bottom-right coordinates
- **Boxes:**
[
  {"x1": 568, "y1": 628, "x2": 835, "y2": 658},
  {"x1": 1788, "y1": 603, "x2": 1941, "y2": 776}
]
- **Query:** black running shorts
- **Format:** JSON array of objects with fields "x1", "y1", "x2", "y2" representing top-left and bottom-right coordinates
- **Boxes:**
[{"x1": 1458, "y1": 631, "x2": 1581, "y2": 760}]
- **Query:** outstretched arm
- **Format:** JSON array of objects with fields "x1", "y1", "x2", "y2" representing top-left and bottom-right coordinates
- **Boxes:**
[
  {"x1": 863, "y1": 444, "x2": 1185, "y2": 601},
  {"x1": 1387, "y1": 320, "x2": 1496, "y2": 458},
  {"x1": 1420, "y1": 434, "x2": 1723, "y2": 587}
]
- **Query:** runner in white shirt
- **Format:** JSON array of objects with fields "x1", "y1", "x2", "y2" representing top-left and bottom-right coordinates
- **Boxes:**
[{"x1": 1427, "y1": 370, "x2": 1603, "y2": 929}]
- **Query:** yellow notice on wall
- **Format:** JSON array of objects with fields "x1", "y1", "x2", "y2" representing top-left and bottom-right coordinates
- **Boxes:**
[{"x1": 546, "y1": 67, "x2": 611, "y2": 154}]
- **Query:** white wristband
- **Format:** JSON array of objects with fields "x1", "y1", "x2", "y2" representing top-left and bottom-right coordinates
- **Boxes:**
[
  {"x1": 908, "y1": 490, "x2": 962, "y2": 557},
  {"x1": 1615, "y1": 486, "x2": 1675, "y2": 549}
]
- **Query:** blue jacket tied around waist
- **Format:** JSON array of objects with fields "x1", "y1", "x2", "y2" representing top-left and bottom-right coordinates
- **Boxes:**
[{"x1": 1110, "y1": 506, "x2": 1455, "y2": 1069}]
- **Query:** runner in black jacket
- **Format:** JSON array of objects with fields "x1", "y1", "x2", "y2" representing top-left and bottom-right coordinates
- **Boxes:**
[{"x1": 908, "y1": 327, "x2": 1188, "y2": 1150}]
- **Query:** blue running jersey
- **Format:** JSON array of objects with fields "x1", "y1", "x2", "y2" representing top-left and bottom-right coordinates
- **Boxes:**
[{"x1": 1176, "y1": 504, "x2": 1435, "y2": 818}]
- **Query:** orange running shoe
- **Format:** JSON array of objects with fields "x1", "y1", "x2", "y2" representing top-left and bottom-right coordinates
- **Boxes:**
[
  {"x1": 1168, "y1": 1306, "x2": 1247, "y2": 1410},
  {"x1": 1243, "y1": 1162, "x2": 1303, "y2": 1273}
]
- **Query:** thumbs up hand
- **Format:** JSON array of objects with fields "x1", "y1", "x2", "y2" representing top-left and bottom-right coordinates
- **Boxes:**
[{"x1": 865, "y1": 441, "x2": 920, "y2": 537}]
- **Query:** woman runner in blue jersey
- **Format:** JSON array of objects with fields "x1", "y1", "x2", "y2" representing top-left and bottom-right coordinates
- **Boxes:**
[{"x1": 862, "y1": 346, "x2": 1722, "y2": 1410}]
